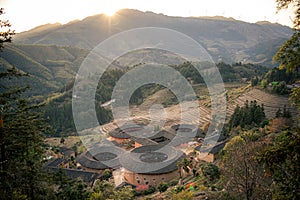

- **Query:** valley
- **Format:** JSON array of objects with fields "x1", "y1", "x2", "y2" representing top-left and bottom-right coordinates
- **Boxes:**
[{"x1": 1, "y1": 6, "x2": 299, "y2": 200}]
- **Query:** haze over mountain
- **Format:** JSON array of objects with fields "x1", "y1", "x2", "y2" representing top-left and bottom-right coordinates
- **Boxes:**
[
  {"x1": 0, "y1": 9, "x2": 294, "y2": 97},
  {"x1": 14, "y1": 9, "x2": 292, "y2": 65}
]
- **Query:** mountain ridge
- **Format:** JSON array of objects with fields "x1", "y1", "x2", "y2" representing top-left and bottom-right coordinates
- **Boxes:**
[{"x1": 14, "y1": 9, "x2": 292, "y2": 65}]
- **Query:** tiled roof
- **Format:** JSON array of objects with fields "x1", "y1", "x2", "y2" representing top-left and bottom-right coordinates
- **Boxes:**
[
  {"x1": 108, "y1": 124, "x2": 146, "y2": 139},
  {"x1": 171, "y1": 124, "x2": 203, "y2": 137},
  {"x1": 202, "y1": 131, "x2": 226, "y2": 145},
  {"x1": 76, "y1": 143, "x2": 125, "y2": 170},
  {"x1": 47, "y1": 167, "x2": 101, "y2": 183},
  {"x1": 43, "y1": 158, "x2": 68, "y2": 168},
  {"x1": 195, "y1": 141, "x2": 226, "y2": 154},
  {"x1": 59, "y1": 147, "x2": 74, "y2": 157},
  {"x1": 120, "y1": 144, "x2": 185, "y2": 174},
  {"x1": 149, "y1": 130, "x2": 175, "y2": 141},
  {"x1": 130, "y1": 136, "x2": 158, "y2": 146},
  {"x1": 168, "y1": 124, "x2": 204, "y2": 146}
]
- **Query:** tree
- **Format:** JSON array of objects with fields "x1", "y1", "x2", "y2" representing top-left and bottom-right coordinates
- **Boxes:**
[
  {"x1": 273, "y1": 0, "x2": 300, "y2": 119},
  {"x1": 0, "y1": 59, "x2": 55, "y2": 199},
  {"x1": 0, "y1": 8, "x2": 57, "y2": 199},
  {"x1": 274, "y1": 31, "x2": 300, "y2": 73},
  {"x1": 157, "y1": 182, "x2": 169, "y2": 193},
  {"x1": 290, "y1": 87, "x2": 300, "y2": 115},
  {"x1": 228, "y1": 101, "x2": 267, "y2": 131},
  {"x1": 201, "y1": 163, "x2": 220, "y2": 183},
  {"x1": 220, "y1": 135, "x2": 272, "y2": 200},
  {"x1": 0, "y1": 8, "x2": 15, "y2": 50},
  {"x1": 177, "y1": 158, "x2": 192, "y2": 179},
  {"x1": 261, "y1": 79, "x2": 268, "y2": 89},
  {"x1": 276, "y1": 0, "x2": 300, "y2": 27},
  {"x1": 274, "y1": 0, "x2": 300, "y2": 72},
  {"x1": 54, "y1": 170, "x2": 90, "y2": 200},
  {"x1": 181, "y1": 158, "x2": 192, "y2": 174},
  {"x1": 101, "y1": 169, "x2": 112, "y2": 181},
  {"x1": 111, "y1": 186, "x2": 134, "y2": 200},
  {"x1": 251, "y1": 76, "x2": 259, "y2": 86},
  {"x1": 272, "y1": 81, "x2": 288, "y2": 95},
  {"x1": 177, "y1": 161, "x2": 183, "y2": 178},
  {"x1": 89, "y1": 181, "x2": 134, "y2": 200},
  {"x1": 89, "y1": 191, "x2": 105, "y2": 200},
  {"x1": 170, "y1": 190, "x2": 193, "y2": 200},
  {"x1": 268, "y1": 117, "x2": 293, "y2": 132},
  {"x1": 60, "y1": 137, "x2": 65, "y2": 144},
  {"x1": 259, "y1": 130, "x2": 300, "y2": 200}
]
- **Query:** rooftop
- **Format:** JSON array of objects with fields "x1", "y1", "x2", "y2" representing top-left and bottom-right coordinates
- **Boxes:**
[
  {"x1": 120, "y1": 144, "x2": 185, "y2": 174},
  {"x1": 202, "y1": 132, "x2": 226, "y2": 145},
  {"x1": 46, "y1": 167, "x2": 101, "y2": 183},
  {"x1": 108, "y1": 124, "x2": 146, "y2": 139},
  {"x1": 195, "y1": 141, "x2": 227, "y2": 154},
  {"x1": 43, "y1": 158, "x2": 68, "y2": 168},
  {"x1": 171, "y1": 124, "x2": 203, "y2": 138},
  {"x1": 149, "y1": 130, "x2": 175, "y2": 143},
  {"x1": 131, "y1": 136, "x2": 158, "y2": 146},
  {"x1": 77, "y1": 144, "x2": 125, "y2": 170}
]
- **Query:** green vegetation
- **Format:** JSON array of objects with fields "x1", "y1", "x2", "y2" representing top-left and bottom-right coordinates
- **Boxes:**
[
  {"x1": 1, "y1": 1, "x2": 300, "y2": 199},
  {"x1": 263, "y1": 67, "x2": 300, "y2": 85},
  {"x1": 273, "y1": 0, "x2": 300, "y2": 119},
  {"x1": 0, "y1": 10, "x2": 53, "y2": 199},
  {"x1": 0, "y1": 67, "x2": 52, "y2": 199},
  {"x1": 0, "y1": 44, "x2": 89, "y2": 97},
  {"x1": 200, "y1": 163, "x2": 220, "y2": 183},
  {"x1": 218, "y1": 62, "x2": 268, "y2": 82},
  {"x1": 157, "y1": 182, "x2": 169, "y2": 193},
  {"x1": 275, "y1": 105, "x2": 292, "y2": 118},
  {"x1": 271, "y1": 81, "x2": 288, "y2": 95},
  {"x1": 0, "y1": 8, "x2": 14, "y2": 49},
  {"x1": 220, "y1": 134, "x2": 272, "y2": 200},
  {"x1": 44, "y1": 62, "x2": 268, "y2": 136},
  {"x1": 53, "y1": 170, "x2": 90, "y2": 200},
  {"x1": 169, "y1": 190, "x2": 194, "y2": 200},
  {"x1": 227, "y1": 100, "x2": 267, "y2": 132},
  {"x1": 259, "y1": 131, "x2": 300, "y2": 199},
  {"x1": 101, "y1": 169, "x2": 112, "y2": 181},
  {"x1": 259, "y1": 67, "x2": 300, "y2": 95},
  {"x1": 88, "y1": 181, "x2": 134, "y2": 200},
  {"x1": 173, "y1": 62, "x2": 268, "y2": 84}
]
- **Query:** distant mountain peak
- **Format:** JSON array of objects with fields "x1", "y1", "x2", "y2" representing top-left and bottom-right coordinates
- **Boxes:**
[
  {"x1": 14, "y1": 8, "x2": 292, "y2": 65},
  {"x1": 21, "y1": 23, "x2": 61, "y2": 33}
]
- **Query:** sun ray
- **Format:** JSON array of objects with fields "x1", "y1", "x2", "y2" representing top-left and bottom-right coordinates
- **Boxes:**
[{"x1": 103, "y1": 6, "x2": 118, "y2": 17}]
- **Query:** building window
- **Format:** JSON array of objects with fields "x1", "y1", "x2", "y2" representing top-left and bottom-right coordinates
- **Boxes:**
[
  {"x1": 145, "y1": 181, "x2": 149, "y2": 185},
  {"x1": 144, "y1": 178, "x2": 147, "y2": 180},
  {"x1": 137, "y1": 180, "x2": 140, "y2": 184},
  {"x1": 136, "y1": 176, "x2": 139, "y2": 179},
  {"x1": 161, "y1": 177, "x2": 165, "y2": 181}
]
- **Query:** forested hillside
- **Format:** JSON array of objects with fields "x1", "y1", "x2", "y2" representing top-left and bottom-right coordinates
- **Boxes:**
[
  {"x1": 44, "y1": 62, "x2": 270, "y2": 136},
  {"x1": 14, "y1": 9, "x2": 292, "y2": 65},
  {"x1": 0, "y1": 44, "x2": 88, "y2": 96}
]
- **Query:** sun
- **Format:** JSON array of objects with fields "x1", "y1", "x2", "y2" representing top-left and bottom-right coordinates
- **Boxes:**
[{"x1": 103, "y1": 7, "x2": 118, "y2": 17}]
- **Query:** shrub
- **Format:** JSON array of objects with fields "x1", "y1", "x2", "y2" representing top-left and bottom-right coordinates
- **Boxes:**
[{"x1": 157, "y1": 182, "x2": 168, "y2": 193}]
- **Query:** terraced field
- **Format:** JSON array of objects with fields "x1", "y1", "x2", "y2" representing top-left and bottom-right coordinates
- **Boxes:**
[
  {"x1": 227, "y1": 88, "x2": 298, "y2": 120},
  {"x1": 100, "y1": 87, "x2": 298, "y2": 135}
]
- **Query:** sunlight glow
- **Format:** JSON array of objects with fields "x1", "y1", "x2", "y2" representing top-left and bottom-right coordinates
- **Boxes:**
[
  {"x1": 1, "y1": 0, "x2": 295, "y2": 32},
  {"x1": 103, "y1": 7, "x2": 118, "y2": 17}
]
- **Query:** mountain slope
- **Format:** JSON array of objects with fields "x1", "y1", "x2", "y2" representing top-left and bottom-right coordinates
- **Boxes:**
[
  {"x1": 14, "y1": 9, "x2": 292, "y2": 65},
  {"x1": 0, "y1": 44, "x2": 89, "y2": 96}
]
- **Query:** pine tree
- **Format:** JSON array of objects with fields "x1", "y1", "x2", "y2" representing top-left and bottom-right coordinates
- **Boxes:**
[{"x1": 0, "y1": 8, "x2": 53, "y2": 199}]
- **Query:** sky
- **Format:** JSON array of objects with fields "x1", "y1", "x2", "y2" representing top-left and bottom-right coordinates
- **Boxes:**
[{"x1": 1, "y1": 0, "x2": 296, "y2": 33}]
